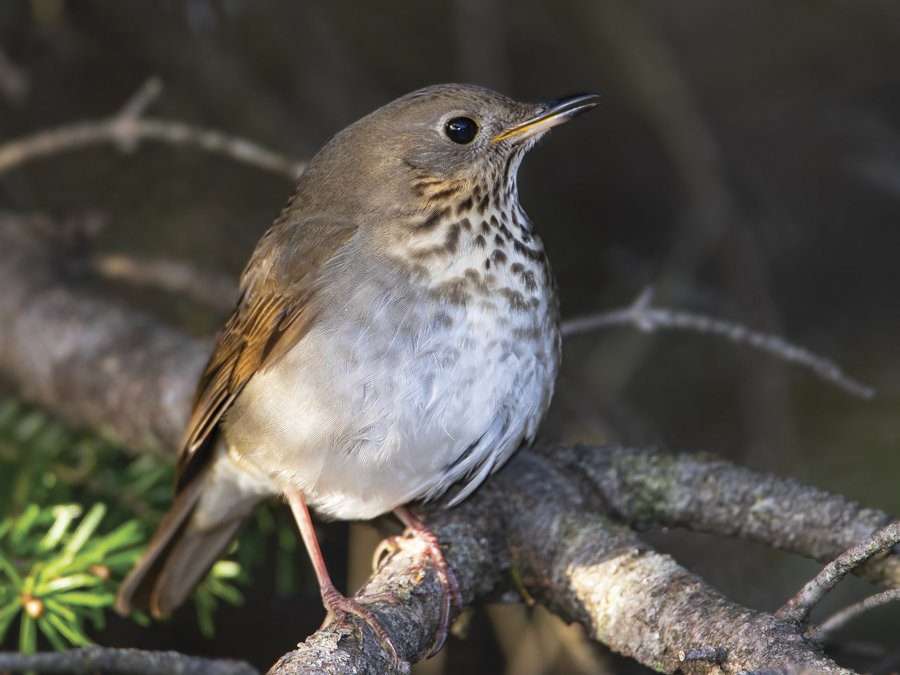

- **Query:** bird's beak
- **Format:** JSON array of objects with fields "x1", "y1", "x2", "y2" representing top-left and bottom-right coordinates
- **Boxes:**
[{"x1": 492, "y1": 93, "x2": 600, "y2": 143}]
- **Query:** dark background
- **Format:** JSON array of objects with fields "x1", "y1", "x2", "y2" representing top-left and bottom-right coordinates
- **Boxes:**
[{"x1": 1, "y1": 1, "x2": 899, "y2": 673}]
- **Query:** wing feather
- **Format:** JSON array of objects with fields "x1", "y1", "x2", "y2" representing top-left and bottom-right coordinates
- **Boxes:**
[{"x1": 175, "y1": 215, "x2": 356, "y2": 486}]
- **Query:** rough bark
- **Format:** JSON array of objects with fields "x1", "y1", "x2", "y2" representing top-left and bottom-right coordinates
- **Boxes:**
[
  {"x1": 2, "y1": 212, "x2": 894, "y2": 673},
  {"x1": 551, "y1": 445, "x2": 900, "y2": 587},
  {"x1": 271, "y1": 453, "x2": 845, "y2": 674}
]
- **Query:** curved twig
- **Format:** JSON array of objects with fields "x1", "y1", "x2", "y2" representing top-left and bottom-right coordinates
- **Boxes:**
[
  {"x1": 561, "y1": 287, "x2": 875, "y2": 399},
  {"x1": 0, "y1": 78, "x2": 305, "y2": 179},
  {"x1": 777, "y1": 522, "x2": 900, "y2": 624},
  {"x1": 810, "y1": 589, "x2": 900, "y2": 643}
]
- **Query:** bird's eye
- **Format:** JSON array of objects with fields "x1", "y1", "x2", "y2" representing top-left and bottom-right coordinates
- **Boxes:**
[{"x1": 444, "y1": 117, "x2": 478, "y2": 144}]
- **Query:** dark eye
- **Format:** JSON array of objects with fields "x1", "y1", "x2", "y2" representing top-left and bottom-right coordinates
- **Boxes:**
[{"x1": 444, "y1": 117, "x2": 478, "y2": 144}]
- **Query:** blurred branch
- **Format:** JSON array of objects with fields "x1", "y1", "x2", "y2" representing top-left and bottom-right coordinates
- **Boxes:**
[
  {"x1": 811, "y1": 589, "x2": 900, "y2": 644},
  {"x1": 778, "y1": 522, "x2": 900, "y2": 624},
  {"x1": 0, "y1": 78, "x2": 306, "y2": 178},
  {"x1": 561, "y1": 287, "x2": 875, "y2": 399},
  {"x1": 0, "y1": 213, "x2": 209, "y2": 455},
  {"x1": 0, "y1": 45, "x2": 29, "y2": 106},
  {"x1": 0, "y1": 647, "x2": 258, "y2": 675},
  {"x1": 93, "y1": 252, "x2": 238, "y2": 312},
  {"x1": 2, "y1": 213, "x2": 889, "y2": 673}
]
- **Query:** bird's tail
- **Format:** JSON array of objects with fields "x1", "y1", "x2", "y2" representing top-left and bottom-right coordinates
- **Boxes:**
[{"x1": 115, "y1": 448, "x2": 270, "y2": 618}]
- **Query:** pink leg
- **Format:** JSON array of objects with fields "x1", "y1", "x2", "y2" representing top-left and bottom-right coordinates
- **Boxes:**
[
  {"x1": 286, "y1": 489, "x2": 401, "y2": 665},
  {"x1": 393, "y1": 506, "x2": 462, "y2": 656}
]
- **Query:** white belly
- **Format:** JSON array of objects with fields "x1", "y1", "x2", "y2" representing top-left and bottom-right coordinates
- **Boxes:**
[
  {"x1": 228, "y1": 301, "x2": 554, "y2": 519},
  {"x1": 225, "y1": 220, "x2": 559, "y2": 520}
]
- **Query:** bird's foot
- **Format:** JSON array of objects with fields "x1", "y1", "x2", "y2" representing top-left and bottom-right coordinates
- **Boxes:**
[
  {"x1": 376, "y1": 510, "x2": 462, "y2": 657},
  {"x1": 372, "y1": 534, "x2": 404, "y2": 572},
  {"x1": 410, "y1": 527, "x2": 461, "y2": 656},
  {"x1": 320, "y1": 583, "x2": 404, "y2": 669}
]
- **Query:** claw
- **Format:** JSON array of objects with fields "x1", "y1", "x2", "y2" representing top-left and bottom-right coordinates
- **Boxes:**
[
  {"x1": 321, "y1": 584, "x2": 407, "y2": 671},
  {"x1": 372, "y1": 534, "x2": 404, "y2": 573},
  {"x1": 392, "y1": 507, "x2": 463, "y2": 658}
]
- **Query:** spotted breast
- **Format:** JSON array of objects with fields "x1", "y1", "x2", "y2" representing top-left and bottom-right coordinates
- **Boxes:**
[{"x1": 226, "y1": 157, "x2": 559, "y2": 521}]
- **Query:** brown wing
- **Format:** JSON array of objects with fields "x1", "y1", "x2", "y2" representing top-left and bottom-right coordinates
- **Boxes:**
[{"x1": 175, "y1": 216, "x2": 357, "y2": 487}]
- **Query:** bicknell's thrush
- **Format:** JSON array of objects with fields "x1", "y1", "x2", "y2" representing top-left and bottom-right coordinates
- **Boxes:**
[{"x1": 117, "y1": 83, "x2": 599, "y2": 661}]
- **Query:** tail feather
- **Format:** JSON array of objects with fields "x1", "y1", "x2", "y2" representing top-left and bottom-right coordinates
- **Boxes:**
[
  {"x1": 116, "y1": 471, "x2": 206, "y2": 617},
  {"x1": 116, "y1": 452, "x2": 268, "y2": 618},
  {"x1": 150, "y1": 517, "x2": 244, "y2": 617}
]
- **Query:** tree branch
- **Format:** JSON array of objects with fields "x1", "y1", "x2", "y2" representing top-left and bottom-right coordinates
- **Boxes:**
[
  {"x1": 550, "y1": 445, "x2": 900, "y2": 588},
  {"x1": 0, "y1": 212, "x2": 209, "y2": 454},
  {"x1": 561, "y1": 287, "x2": 874, "y2": 399},
  {"x1": 0, "y1": 212, "x2": 886, "y2": 673},
  {"x1": 0, "y1": 78, "x2": 305, "y2": 179},
  {"x1": 92, "y1": 252, "x2": 238, "y2": 312},
  {"x1": 271, "y1": 453, "x2": 844, "y2": 674},
  {"x1": 777, "y1": 522, "x2": 900, "y2": 623},
  {"x1": 0, "y1": 647, "x2": 258, "y2": 675},
  {"x1": 810, "y1": 588, "x2": 900, "y2": 643}
]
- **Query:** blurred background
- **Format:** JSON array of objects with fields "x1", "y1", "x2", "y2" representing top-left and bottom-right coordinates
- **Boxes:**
[{"x1": 0, "y1": 1, "x2": 899, "y2": 673}]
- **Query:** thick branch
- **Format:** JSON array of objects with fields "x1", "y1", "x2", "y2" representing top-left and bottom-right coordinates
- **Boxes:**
[
  {"x1": 0, "y1": 647, "x2": 258, "y2": 675},
  {"x1": 0, "y1": 213, "x2": 208, "y2": 453},
  {"x1": 272, "y1": 453, "x2": 843, "y2": 674},
  {"x1": 551, "y1": 445, "x2": 900, "y2": 587}
]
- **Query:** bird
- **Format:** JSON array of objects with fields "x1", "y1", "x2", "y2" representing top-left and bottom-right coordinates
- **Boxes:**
[{"x1": 116, "y1": 83, "x2": 599, "y2": 661}]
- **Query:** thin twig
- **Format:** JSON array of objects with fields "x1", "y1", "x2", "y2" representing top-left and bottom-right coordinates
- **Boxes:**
[
  {"x1": 809, "y1": 588, "x2": 900, "y2": 643},
  {"x1": 116, "y1": 78, "x2": 163, "y2": 122},
  {"x1": 561, "y1": 287, "x2": 875, "y2": 400},
  {"x1": 92, "y1": 252, "x2": 238, "y2": 311},
  {"x1": 777, "y1": 521, "x2": 900, "y2": 624},
  {"x1": 0, "y1": 77, "x2": 305, "y2": 178},
  {"x1": 0, "y1": 647, "x2": 258, "y2": 675}
]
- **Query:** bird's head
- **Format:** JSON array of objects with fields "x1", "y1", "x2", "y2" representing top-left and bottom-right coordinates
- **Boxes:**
[{"x1": 295, "y1": 84, "x2": 599, "y2": 220}]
